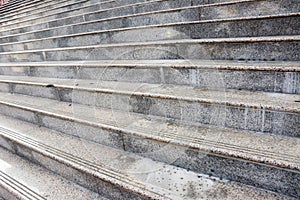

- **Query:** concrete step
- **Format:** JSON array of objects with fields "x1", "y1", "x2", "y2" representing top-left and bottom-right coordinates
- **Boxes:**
[
  {"x1": 0, "y1": 147, "x2": 107, "y2": 200},
  {"x1": 0, "y1": 0, "x2": 155, "y2": 28},
  {"x1": 0, "y1": 0, "x2": 162, "y2": 31},
  {"x1": 0, "y1": 113, "x2": 299, "y2": 199},
  {"x1": 0, "y1": 0, "x2": 297, "y2": 38},
  {"x1": 0, "y1": 0, "x2": 67, "y2": 20},
  {"x1": 0, "y1": 75, "x2": 298, "y2": 135},
  {"x1": 0, "y1": 13, "x2": 298, "y2": 52},
  {"x1": 2, "y1": 13, "x2": 299, "y2": 48},
  {"x1": 0, "y1": 60, "x2": 298, "y2": 94},
  {"x1": 0, "y1": 0, "x2": 94, "y2": 25},
  {"x1": 0, "y1": 36, "x2": 299, "y2": 62},
  {"x1": 0, "y1": 95, "x2": 298, "y2": 198},
  {"x1": 0, "y1": 0, "x2": 44, "y2": 15}
]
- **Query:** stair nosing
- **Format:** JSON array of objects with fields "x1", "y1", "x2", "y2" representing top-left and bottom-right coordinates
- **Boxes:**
[
  {"x1": 0, "y1": 60, "x2": 299, "y2": 72},
  {"x1": 0, "y1": 126, "x2": 173, "y2": 200},
  {"x1": 0, "y1": 0, "x2": 168, "y2": 30},
  {"x1": 0, "y1": 0, "x2": 46, "y2": 15},
  {"x1": 1, "y1": 12, "x2": 298, "y2": 48},
  {"x1": 0, "y1": 35, "x2": 299, "y2": 56},
  {"x1": 0, "y1": 92, "x2": 299, "y2": 172},
  {"x1": 0, "y1": 0, "x2": 68, "y2": 21},
  {"x1": 0, "y1": 0, "x2": 115, "y2": 25},
  {"x1": 0, "y1": 76, "x2": 299, "y2": 113},
  {"x1": 0, "y1": 0, "x2": 93, "y2": 24},
  {"x1": 0, "y1": 171, "x2": 45, "y2": 200},
  {"x1": 0, "y1": 0, "x2": 272, "y2": 35}
]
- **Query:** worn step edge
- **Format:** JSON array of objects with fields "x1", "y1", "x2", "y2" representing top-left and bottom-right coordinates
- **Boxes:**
[
  {"x1": 0, "y1": 0, "x2": 267, "y2": 35},
  {"x1": 1, "y1": 12, "x2": 298, "y2": 49},
  {"x1": 0, "y1": 92, "x2": 299, "y2": 172},
  {"x1": 0, "y1": 0, "x2": 45, "y2": 14},
  {"x1": 0, "y1": 0, "x2": 149, "y2": 25},
  {"x1": 0, "y1": 60, "x2": 299, "y2": 72},
  {"x1": 0, "y1": 126, "x2": 186, "y2": 200},
  {"x1": 0, "y1": 0, "x2": 171, "y2": 31},
  {"x1": 0, "y1": 35, "x2": 299, "y2": 54},
  {"x1": 0, "y1": 116, "x2": 296, "y2": 199},
  {"x1": 0, "y1": 147, "x2": 108, "y2": 200},
  {"x1": 0, "y1": 75, "x2": 299, "y2": 113},
  {"x1": 0, "y1": 0, "x2": 118, "y2": 26},
  {"x1": 0, "y1": 0, "x2": 67, "y2": 21},
  {"x1": 0, "y1": 0, "x2": 44, "y2": 11},
  {"x1": 0, "y1": 171, "x2": 45, "y2": 200},
  {"x1": 0, "y1": 0, "x2": 91, "y2": 24},
  {"x1": 0, "y1": 0, "x2": 93, "y2": 22},
  {"x1": 0, "y1": 0, "x2": 70, "y2": 19},
  {"x1": 2, "y1": 12, "x2": 298, "y2": 45}
]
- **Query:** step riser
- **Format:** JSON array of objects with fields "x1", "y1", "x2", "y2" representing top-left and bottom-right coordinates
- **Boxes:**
[
  {"x1": 0, "y1": 66, "x2": 299, "y2": 94},
  {"x1": 0, "y1": 0, "x2": 192, "y2": 34},
  {"x1": 0, "y1": 0, "x2": 143, "y2": 29},
  {"x1": 0, "y1": 83, "x2": 298, "y2": 136},
  {"x1": 0, "y1": 0, "x2": 94, "y2": 26},
  {"x1": 0, "y1": 0, "x2": 77, "y2": 23},
  {"x1": 0, "y1": 0, "x2": 241, "y2": 31},
  {"x1": 0, "y1": 41, "x2": 298, "y2": 62},
  {"x1": 0, "y1": 0, "x2": 153, "y2": 33},
  {"x1": 126, "y1": 139, "x2": 300, "y2": 199},
  {"x1": 1, "y1": 0, "x2": 297, "y2": 37},
  {"x1": 0, "y1": 103, "x2": 298, "y2": 198},
  {"x1": 1, "y1": 16, "x2": 298, "y2": 52},
  {"x1": 0, "y1": 0, "x2": 44, "y2": 16},
  {"x1": 0, "y1": 136, "x2": 147, "y2": 200},
  {"x1": 3, "y1": 0, "x2": 107, "y2": 21}
]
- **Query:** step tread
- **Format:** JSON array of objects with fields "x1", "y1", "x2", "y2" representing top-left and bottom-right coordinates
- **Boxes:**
[
  {"x1": 0, "y1": 59, "x2": 299, "y2": 72},
  {"x1": 0, "y1": 114, "x2": 294, "y2": 200},
  {"x1": 0, "y1": 147, "x2": 107, "y2": 200},
  {"x1": 0, "y1": 75, "x2": 298, "y2": 113},
  {"x1": 0, "y1": 0, "x2": 66, "y2": 21},
  {"x1": 0, "y1": 35, "x2": 299, "y2": 55},
  {"x1": 0, "y1": 0, "x2": 91, "y2": 23},
  {"x1": 0, "y1": 91, "x2": 299, "y2": 171},
  {"x1": 1, "y1": 7, "x2": 298, "y2": 41},
  {"x1": 1, "y1": 0, "x2": 297, "y2": 36},
  {"x1": 0, "y1": 12, "x2": 298, "y2": 48},
  {"x1": 0, "y1": 0, "x2": 167, "y2": 30},
  {"x1": 0, "y1": 0, "x2": 45, "y2": 14}
]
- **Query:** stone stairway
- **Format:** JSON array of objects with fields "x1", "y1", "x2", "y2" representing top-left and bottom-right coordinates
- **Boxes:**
[{"x1": 0, "y1": 0, "x2": 299, "y2": 199}]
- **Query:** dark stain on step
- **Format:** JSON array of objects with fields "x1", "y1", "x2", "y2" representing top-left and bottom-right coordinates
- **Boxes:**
[
  {"x1": 45, "y1": 84, "x2": 55, "y2": 88},
  {"x1": 295, "y1": 100, "x2": 300, "y2": 103},
  {"x1": 129, "y1": 96, "x2": 154, "y2": 115}
]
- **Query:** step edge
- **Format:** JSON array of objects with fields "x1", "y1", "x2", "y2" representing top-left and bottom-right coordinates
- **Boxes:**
[
  {"x1": 0, "y1": 0, "x2": 277, "y2": 34},
  {"x1": 0, "y1": 95, "x2": 298, "y2": 172},
  {"x1": 0, "y1": 127, "x2": 173, "y2": 200},
  {"x1": 0, "y1": 78, "x2": 299, "y2": 113},
  {"x1": 1, "y1": 12, "x2": 299, "y2": 48},
  {"x1": 0, "y1": 35, "x2": 299, "y2": 56}
]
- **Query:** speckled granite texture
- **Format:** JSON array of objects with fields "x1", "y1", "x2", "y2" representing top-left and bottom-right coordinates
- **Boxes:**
[{"x1": 0, "y1": 0, "x2": 299, "y2": 199}]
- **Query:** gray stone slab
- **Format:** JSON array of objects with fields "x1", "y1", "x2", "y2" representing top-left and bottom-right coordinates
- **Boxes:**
[
  {"x1": 0, "y1": 75, "x2": 298, "y2": 136},
  {"x1": 0, "y1": 61, "x2": 298, "y2": 94},
  {"x1": 0, "y1": 103, "x2": 298, "y2": 198},
  {"x1": 0, "y1": 0, "x2": 297, "y2": 39},
  {"x1": 0, "y1": 38, "x2": 298, "y2": 62},
  {"x1": 1, "y1": 15, "x2": 298, "y2": 53},
  {"x1": 0, "y1": 147, "x2": 106, "y2": 200}
]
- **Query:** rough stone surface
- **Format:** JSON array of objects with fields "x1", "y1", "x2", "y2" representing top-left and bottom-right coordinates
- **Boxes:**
[{"x1": 0, "y1": 0, "x2": 299, "y2": 199}]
